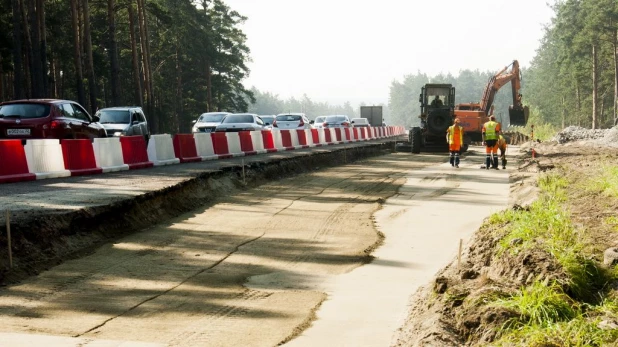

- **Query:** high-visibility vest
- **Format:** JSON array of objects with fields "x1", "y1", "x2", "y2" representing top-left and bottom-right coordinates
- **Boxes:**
[
  {"x1": 484, "y1": 121, "x2": 498, "y2": 140},
  {"x1": 447, "y1": 125, "x2": 463, "y2": 145}
]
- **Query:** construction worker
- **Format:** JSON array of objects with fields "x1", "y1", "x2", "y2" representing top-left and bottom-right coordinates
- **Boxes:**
[
  {"x1": 446, "y1": 117, "x2": 464, "y2": 168},
  {"x1": 431, "y1": 95, "x2": 443, "y2": 107},
  {"x1": 481, "y1": 115, "x2": 501, "y2": 170},
  {"x1": 495, "y1": 134, "x2": 508, "y2": 169}
]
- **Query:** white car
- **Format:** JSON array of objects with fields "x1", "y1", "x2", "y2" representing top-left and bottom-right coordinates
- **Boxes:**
[
  {"x1": 192, "y1": 112, "x2": 231, "y2": 133},
  {"x1": 313, "y1": 116, "x2": 327, "y2": 128},
  {"x1": 350, "y1": 118, "x2": 370, "y2": 127},
  {"x1": 323, "y1": 115, "x2": 351, "y2": 128},
  {"x1": 273, "y1": 113, "x2": 313, "y2": 130}
]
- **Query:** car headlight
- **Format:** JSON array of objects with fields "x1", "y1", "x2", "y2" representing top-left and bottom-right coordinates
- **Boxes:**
[
  {"x1": 192, "y1": 126, "x2": 198, "y2": 133},
  {"x1": 113, "y1": 131, "x2": 123, "y2": 137}
]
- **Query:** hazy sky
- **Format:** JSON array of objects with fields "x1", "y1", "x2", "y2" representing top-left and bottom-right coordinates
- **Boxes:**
[{"x1": 223, "y1": 0, "x2": 555, "y2": 106}]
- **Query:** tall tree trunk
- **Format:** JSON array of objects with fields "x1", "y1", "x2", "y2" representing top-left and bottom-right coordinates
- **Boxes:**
[
  {"x1": 21, "y1": 0, "x2": 32, "y2": 98},
  {"x1": 592, "y1": 44, "x2": 599, "y2": 129},
  {"x1": 70, "y1": 0, "x2": 85, "y2": 105},
  {"x1": 128, "y1": 5, "x2": 143, "y2": 106},
  {"x1": 107, "y1": 0, "x2": 121, "y2": 105},
  {"x1": 614, "y1": 28, "x2": 618, "y2": 126},
  {"x1": 12, "y1": 0, "x2": 25, "y2": 99},
  {"x1": 575, "y1": 81, "x2": 583, "y2": 126},
  {"x1": 561, "y1": 95, "x2": 566, "y2": 129},
  {"x1": 28, "y1": 0, "x2": 43, "y2": 98},
  {"x1": 206, "y1": 60, "x2": 212, "y2": 112},
  {"x1": 175, "y1": 41, "x2": 182, "y2": 134},
  {"x1": 38, "y1": 0, "x2": 48, "y2": 96},
  {"x1": 82, "y1": 0, "x2": 97, "y2": 114},
  {"x1": 136, "y1": 0, "x2": 156, "y2": 133}
]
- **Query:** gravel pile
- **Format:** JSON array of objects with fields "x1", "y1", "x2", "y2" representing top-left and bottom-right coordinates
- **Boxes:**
[
  {"x1": 552, "y1": 126, "x2": 612, "y2": 144},
  {"x1": 600, "y1": 127, "x2": 618, "y2": 147}
]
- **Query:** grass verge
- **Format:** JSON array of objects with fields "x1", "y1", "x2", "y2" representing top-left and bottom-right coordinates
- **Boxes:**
[{"x1": 484, "y1": 172, "x2": 618, "y2": 346}]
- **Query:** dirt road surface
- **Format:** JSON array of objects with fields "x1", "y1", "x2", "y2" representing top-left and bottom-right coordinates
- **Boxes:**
[{"x1": 0, "y1": 147, "x2": 514, "y2": 346}]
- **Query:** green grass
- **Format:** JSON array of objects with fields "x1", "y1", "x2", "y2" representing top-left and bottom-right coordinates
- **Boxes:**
[
  {"x1": 495, "y1": 282, "x2": 579, "y2": 327},
  {"x1": 484, "y1": 171, "x2": 618, "y2": 346},
  {"x1": 581, "y1": 165, "x2": 618, "y2": 198}
]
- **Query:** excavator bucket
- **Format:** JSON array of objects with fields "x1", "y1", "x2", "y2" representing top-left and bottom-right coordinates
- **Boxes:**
[{"x1": 508, "y1": 105, "x2": 529, "y2": 126}]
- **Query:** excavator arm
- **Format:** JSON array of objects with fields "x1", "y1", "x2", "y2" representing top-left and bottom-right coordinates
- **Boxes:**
[{"x1": 479, "y1": 60, "x2": 528, "y2": 126}]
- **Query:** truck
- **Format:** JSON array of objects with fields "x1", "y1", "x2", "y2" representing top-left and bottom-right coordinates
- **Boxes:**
[{"x1": 360, "y1": 106, "x2": 383, "y2": 127}]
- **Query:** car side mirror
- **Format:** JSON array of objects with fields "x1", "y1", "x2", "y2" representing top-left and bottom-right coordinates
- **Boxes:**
[
  {"x1": 132, "y1": 121, "x2": 139, "y2": 125},
  {"x1": 265, "y1": 122, "x2": 271, "y2": 125},
  {"x1": 310, "y1": 120, "x2": 314, "y2": 124}
]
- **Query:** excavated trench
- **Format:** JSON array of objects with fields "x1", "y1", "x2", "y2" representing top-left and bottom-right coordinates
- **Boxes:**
[{"x1": 0, "y1": 142, "x2": 396, "y2": 285}]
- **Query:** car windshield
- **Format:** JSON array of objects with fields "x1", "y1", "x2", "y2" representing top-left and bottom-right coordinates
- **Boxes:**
[
  {"x1": 98, "y1": 110, "x2": 130, "y2": 124},
  {"x1": 199, "y1": 113, "x2": 227, "y2": 123},
  {"x1": 315, "y1": 117, "x2": 326, "y2": 123},
  {"x1": 0, "y1": 104, "x2": 50, "y2": 119},
  {"x1": 261, "y1": 116, "x2": 275, "y2": 123},
  {"x1": 325, "y1": 116, "x2": 347, "y2": 122},
  {"x1": 223, "y1": 114, "x2": 254, "y2": 123},
  {"x1": 276, "y1": 115, "x2": 302, "y2": 121}
]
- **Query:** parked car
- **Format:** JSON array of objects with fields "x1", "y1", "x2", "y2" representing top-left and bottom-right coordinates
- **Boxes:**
[
  {"x1": 259, "y1": 115, "x2": 276, "y2": 129},
  {"x1": 273, "y1": 113, "x2": 313, "y2": 129},
  {"x1": 322, "y1": 115, "x2": 351, "y2": 128},
  {"x1": 215, "y1": 113, "x2": 266, "y2": 132},
  {"x1": 313, "y1": 116, "x2": 327, "y2": 129},
  {"x1": 0, "y1": 99, "x2": 106, "y2": 140},
  {"x1": 95, "y1": 106, "x2": 149, "y2": 140},
  {"x1": 192, "y1": 112, "x2": 231, "y2": 133},
  {"x1": 350, "y1": 118, "x2": 370, "y2": 128}
]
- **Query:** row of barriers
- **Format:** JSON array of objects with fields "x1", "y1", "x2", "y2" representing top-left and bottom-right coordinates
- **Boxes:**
[{"x1": 0, "y1": 126, "x2": 405, "y2": 184}]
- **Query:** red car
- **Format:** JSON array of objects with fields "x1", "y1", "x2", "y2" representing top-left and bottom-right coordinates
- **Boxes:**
[{"x1": 0, "y1": 99, "x2": 106, "y2": 140}]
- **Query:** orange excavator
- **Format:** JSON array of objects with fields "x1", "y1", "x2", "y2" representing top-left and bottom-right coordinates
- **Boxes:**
[{"x1": 454, "y1": 60, "x2": 529, "y2": 142}]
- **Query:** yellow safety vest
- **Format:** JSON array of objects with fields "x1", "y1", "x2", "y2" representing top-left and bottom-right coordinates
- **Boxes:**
[
  {"x1": 447, "y1": 125, "x2": 463, "y2": 144},
  {"x1": 484, "y1": 121, "x2": 498, "y2": 140}
]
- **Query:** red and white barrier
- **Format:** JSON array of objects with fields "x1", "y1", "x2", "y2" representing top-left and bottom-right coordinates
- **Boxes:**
[
  {"x1": 272, "y1": 130, "x2": 285, "y2": 151},
  {"x1": 61, "y1": 139, "x2": 103, "y2": 176},
  {"x1": 24, "y1": 139, "x2": 71, "y2": 179},
  {"x1": 225, "y1": 132, "x2": 244, "y2": 157},
  {"x1": 297, "y1": 129, "x2": 311, "y2": 148},
  {"x1": 147, "y1": 134, "x2": 180, "y2": 166},
  {"x1": 93, "y1": 137, "x2": 129, "y2": 173},
  {"x1": 212, "y1": 132, "x2": 232, "y2": 159},
  {"x1": 280, "y1": 130, "x2": 300, "y2": 150},
  {"x1": 310, "y1": 129, "x2": 323, "y2": 147},
  {"x1": 194, "y1": 133, "x2": 217, "y2": 161},
  {"x1": 120, "y1": 136, "x2": 153, "y2": 169},
  {"x1": 0, "y1": 140, "x2": 36, "y2": 183},
  {"x1": 239, "y1": 131, "x2": 257, "y2": 156},
  {"x1": 250, "y1": 131, "x2": 266, "y2": 154},
  {"x1": 173, "y1": 134, "x2": 201, "y2": 163},
  {"x1": 261, "y1": 130, "x2": 278, "y2": 153}
]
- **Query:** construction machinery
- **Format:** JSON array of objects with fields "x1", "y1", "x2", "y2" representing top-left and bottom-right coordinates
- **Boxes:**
[
  {"x1": 408, "y1": 83, "x2": 462, "y2": 153},
  {"x1": 454, "y1": 60, "x2": 529, "y2": 141}
]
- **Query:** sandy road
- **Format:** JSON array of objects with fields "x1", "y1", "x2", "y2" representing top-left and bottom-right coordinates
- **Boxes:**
[{"x1": 0, "y1": 152, "x2": 447, "y2": 346}]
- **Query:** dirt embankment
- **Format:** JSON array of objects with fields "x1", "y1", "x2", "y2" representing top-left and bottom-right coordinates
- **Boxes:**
[
  {"x1": 0, "y1": 143, "x2": 394, "y2": 285},
  {"x1": 394, "y1": 133, "x2": 618, "y2": 346}
]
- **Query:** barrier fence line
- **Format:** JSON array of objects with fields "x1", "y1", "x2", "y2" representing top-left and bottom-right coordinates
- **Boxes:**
[{"x1": 0, "y1": 126, "x2": 399, "y2": 185}]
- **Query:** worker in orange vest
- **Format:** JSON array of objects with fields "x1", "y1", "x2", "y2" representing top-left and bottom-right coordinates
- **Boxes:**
[
  {"x1": 446, "y1": 117, "x2": 464, "y2": 168},
  {"x1": 482, "y1": 115, "x2": 501, "y2": 170},
  {"x1": 495, "y1": 135, "x2": 508, "y2": 169}
]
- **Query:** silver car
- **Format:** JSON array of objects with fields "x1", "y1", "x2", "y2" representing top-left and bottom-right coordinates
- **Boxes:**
[
  {"x1": 192, "y1": 112, "x2": 231, "y2": 133},
  {"x1": 274, "y1": 113, "x2": 313, "y2": 129},
  {"x1": 323, "y1": 115, "x2": 351, "y2": 128},
  {"x1": 260, "y1": 115, "x2": 276, "y2": 129},
  {"x1": 96, "y1": 106, "x2": 149, "y2": 140},
  {"x1": 215, "y1": 113, "x2": 266, "y2": 132}
]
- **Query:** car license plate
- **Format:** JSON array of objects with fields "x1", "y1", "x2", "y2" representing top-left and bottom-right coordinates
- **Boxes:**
[
  {"x1": 7, "y1": 129, "x2": 30, "y2": 136},
  {"x1": 203, "y1": 128, "x2": 213, "y2": 133}
]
